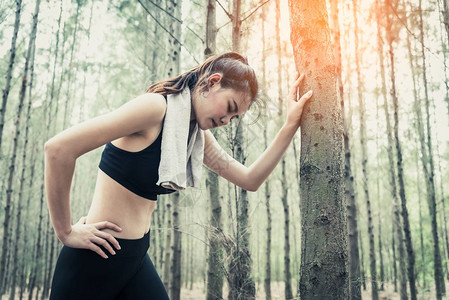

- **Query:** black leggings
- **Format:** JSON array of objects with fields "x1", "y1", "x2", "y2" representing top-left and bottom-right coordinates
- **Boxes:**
[{"x1": 50, "y1": 231, "x2": 169, "y2": 300}]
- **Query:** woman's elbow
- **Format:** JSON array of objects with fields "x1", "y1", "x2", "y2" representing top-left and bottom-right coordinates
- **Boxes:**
[
  {"x1": 44, "y1": 140, "x2": 73, "y2": 161},
  {"x1": 243, "y1": 182, "x2": 260, "y2": 192}
]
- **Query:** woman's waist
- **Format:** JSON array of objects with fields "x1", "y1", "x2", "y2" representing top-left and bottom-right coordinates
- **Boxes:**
[{"x1": 86, "y1": 196, "x2": 156, "y2": 239}]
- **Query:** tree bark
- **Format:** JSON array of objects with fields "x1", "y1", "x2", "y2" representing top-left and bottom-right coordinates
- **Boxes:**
[
  {"x1": 289, "y1": 0, "x2": 347, "y2": 298},
  {"x1": 329, "y1": 0, "x2": 361, "y2": 298}
]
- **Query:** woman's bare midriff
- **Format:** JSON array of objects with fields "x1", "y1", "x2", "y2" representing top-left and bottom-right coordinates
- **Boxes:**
[{"x1": 85, "y1": 169, "x2": 157, "y2": 239}]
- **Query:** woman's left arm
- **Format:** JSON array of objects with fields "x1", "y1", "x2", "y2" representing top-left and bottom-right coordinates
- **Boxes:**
[{"x1": 203, "y1": 73, "x2": 313, "y2": 191}]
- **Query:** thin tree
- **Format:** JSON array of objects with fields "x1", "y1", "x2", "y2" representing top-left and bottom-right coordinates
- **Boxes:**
[
  {"x1": 289, "y1": 0, "x2": 347, "y2": 298},
  {"x1": 385, "y1": 0, "x2": 418, "y2": 298},
  {"x1": 226, "y1": 0, "x2": 256, "y2": 298},
  {"x1": 351, "y1": 0, "x2": 378, "y2": 297},
  {"x1": 0, "y1": 0, "x2": 23, "y2": 293},
  {"x1": 261, "y1": 6, "x2": 272, "y2": 299},
  {"x1": 8, "y1": 0, "x2": 41, "y2": 298},
  {"x1": 417, "y1": 0, "x2": 445, "y2": 295},
  {"x1": 0, "y1": 0, "x2": 22, "y2": 155},
  {"x1": 274, "y1": 0, "x2": 292, "y2": 297},
  {"x1": 375, "y1": 0, "x2": 408, "y2": 298},
  {"x1": 170, "y1": 192, "x2": 182, "y2": 300},
  {"x1": 204, "y1": 0, "x2": 225, "y2": 297}
]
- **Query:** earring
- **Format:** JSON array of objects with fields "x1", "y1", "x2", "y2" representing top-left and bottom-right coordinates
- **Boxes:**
[{"x1": 202, "y1": 90, "x2": 210, "y2": 98}]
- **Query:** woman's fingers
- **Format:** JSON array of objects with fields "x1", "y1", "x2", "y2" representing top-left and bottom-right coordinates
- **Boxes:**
[
  {"x1": 94, "y1": 221, "x2": 122, "y2": 232},
  {"x1": 299, "y1": 90, "x2": 313, "y2": 107},
  {"x1": 88, "y1": 243, "x2": 109, "y2": 259},
  {"x1": 91, "y1": 236, "x2": 116, "y2": 257},
  {"x1": 290, "y1": 73, "x2": 305, "y2": 100},
  {"x1": 95, "y1": 231, "x2": 121, "y2": 251}
]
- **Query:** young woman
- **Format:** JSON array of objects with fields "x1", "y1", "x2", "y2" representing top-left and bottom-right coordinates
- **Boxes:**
[{"x1": 44, "y1": 52, "x2": 312, "y2": 299}]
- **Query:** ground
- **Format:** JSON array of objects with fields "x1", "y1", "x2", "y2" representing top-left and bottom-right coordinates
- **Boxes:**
[{"x1": 5, "y1": 281, "x2": 449, "y2": 299}]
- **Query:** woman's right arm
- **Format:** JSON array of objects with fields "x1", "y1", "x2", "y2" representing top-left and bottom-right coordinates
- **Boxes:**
[{"x1": 44, "y1": 93, "x2": 166, "y2": 257}]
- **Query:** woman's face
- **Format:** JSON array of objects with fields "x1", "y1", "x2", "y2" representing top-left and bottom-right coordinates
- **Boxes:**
[{"x1": 192, "y1": 75, "x2": 252, "y2": 130}]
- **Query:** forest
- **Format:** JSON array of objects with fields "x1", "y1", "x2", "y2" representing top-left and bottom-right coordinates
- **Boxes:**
[{"x1": 0, "y1": 0, "x2": 448, "y2": 299}]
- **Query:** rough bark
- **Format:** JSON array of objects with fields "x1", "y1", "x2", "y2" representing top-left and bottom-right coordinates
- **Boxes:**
[
  {"x1": 289, "y1": 0, "x2": 348, "y2": 298},
  {"x1": 206, "y1": 144, "x2": 224, "y2": 300},
  {"x1": 329, "y1": 0, "x2": 361, "y2": 298}
]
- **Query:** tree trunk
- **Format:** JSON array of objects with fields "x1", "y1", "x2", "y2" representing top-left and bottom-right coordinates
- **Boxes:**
[
  {"x1": 0, "y1": 0, "x2": 22, "y2": 156},
  {"x1": 329, "y1": 0, "x2": 361, "y2": 298},
  {"x1": 391, "y1": 223, "x2": 398, "y2": 293},
  {"x1": 226, "y1": 0, "x2": 255, "y2": 298},
  {"x1": 170, "y1": 192, "x2": 182, "y2": 300},
  {"x1": 8, "y1": 0, "x2": 41, "y2": 298},
  {"x1": 62, "y1": 0, "x2": 81, "y2": 130},
  {"x1": 263, "y1": 128, "x2": 272, "y2": 300},
  {"x1": 417, "y1": 0, "x2": 445, "y2": 296},
  {"x1": 275, "y1": 1, "x2": 292, "y2": 296},
  {"x1": 289, "y1": 0, "x2": 347, "y2": 298},
  {"x1": 0, "y1": 0, "x2": 23, "y2": 293},
  {"x1": 204, "y1": 0, "x2": 224, "y2": 298},
  {"x1": 163, "y1": 201, "x2": 172, "y2": 291},
  {"x1": 351, "y1": 1, "x2": 378, "y2": 298},
  {"x1": 260, "y1": 5, "x2": 272, "y2": 300},
  {"x1": 440, "y1": 0, "x2": 449, "y2": 47},
  {"x1": 281, "y1": 159, "x2": 293, "y2": 299},
  {"x1": 414, "y1": 131, "x2": 426, "y2": 290},
  {"x1": 384, "y1": 1, "x2": 417, "y2": 299},
  {"x1": 21, "y1": 41, "x2": 37, "y2": 297}
]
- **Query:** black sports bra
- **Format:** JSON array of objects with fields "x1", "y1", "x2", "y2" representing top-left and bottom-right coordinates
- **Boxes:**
[{"x1": 98, "y1": 124, "x2": 176, "y2": 201}]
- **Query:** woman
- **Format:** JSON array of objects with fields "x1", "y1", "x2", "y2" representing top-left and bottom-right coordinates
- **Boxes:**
[{"x1": 44, "y1": 52, "x2": 312, "y2": 299}]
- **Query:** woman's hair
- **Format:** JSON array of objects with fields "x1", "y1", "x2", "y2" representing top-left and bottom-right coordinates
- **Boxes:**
[{"x1": 146, "y1": 52, "x2": 259, "y2": 106}]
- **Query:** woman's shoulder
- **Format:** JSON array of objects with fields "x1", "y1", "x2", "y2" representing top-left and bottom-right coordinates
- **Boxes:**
[{"x1": 124, "y1": 93, "x2": 166, "y2": 125}]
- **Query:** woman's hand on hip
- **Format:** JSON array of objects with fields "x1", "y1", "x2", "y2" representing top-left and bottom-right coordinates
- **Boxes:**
[
  {"x1": 60, "y1": 216, "x2": 122, "y2": 259},
  {"x1": 286, "y1": 72, "x2": 313, "y2": 128}
]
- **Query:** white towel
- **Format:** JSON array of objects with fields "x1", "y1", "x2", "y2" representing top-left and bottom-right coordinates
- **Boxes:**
[{"x1": 157, "y1": 88, "x2": 205, "y2": 190}]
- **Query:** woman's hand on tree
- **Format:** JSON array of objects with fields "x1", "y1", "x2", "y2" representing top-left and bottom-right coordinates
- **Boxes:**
[
  {"x1": 60, "y1": 216, "x2": 122, "y2": 259},
  {"x1": 286, "y1": 72, "x2": 313, "y2": 128}
]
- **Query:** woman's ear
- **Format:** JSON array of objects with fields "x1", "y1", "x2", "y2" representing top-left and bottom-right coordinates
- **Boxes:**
[{"x1": 208, "y1": 73, "x2": 222, "y2": 88}]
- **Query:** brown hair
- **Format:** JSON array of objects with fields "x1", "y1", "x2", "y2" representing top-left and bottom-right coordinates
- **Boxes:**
[{"x1": 146, "y1": 52, "x2": 259, "y2": 106}]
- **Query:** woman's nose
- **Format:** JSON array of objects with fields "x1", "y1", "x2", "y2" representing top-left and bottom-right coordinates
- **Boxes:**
[{"x1": 220, "y1": 116, "x2": 230, "y2": 125}]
